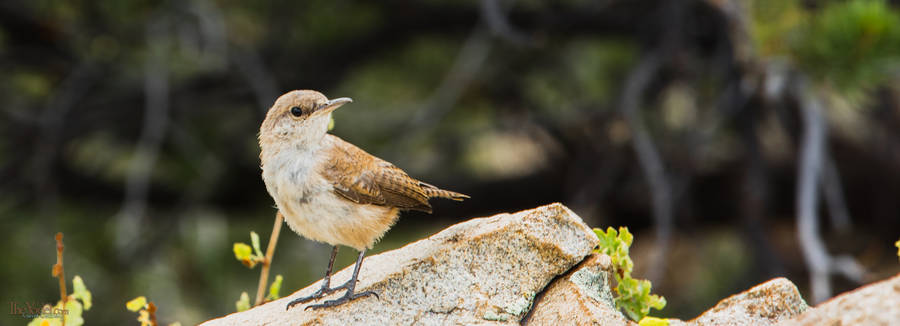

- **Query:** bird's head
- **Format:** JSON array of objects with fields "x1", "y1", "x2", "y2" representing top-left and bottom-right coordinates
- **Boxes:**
[{"x1": 259, "y1": 90, "x2": 351, "y2": 147}]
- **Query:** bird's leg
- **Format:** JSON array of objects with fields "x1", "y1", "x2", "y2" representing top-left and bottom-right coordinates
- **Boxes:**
[
  {"x1": 304, "y1": 249, "x2": 379, "y2": 310},
  {"x1": 286, "y1": 246, "x2": 340, "y2": 310}
]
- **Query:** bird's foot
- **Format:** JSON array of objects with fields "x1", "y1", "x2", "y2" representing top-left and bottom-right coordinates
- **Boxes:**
[
  {"x1": 303, "y1": 290, "x2": 379, "y2": 310},
  {"x1": 285, "y1": 281, "x2": 339, "y2": 310}
]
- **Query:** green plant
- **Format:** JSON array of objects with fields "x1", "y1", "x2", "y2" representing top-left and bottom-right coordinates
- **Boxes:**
[
  {"x1": 232, "y1": 213, "x2": 285, "y2": 310},
  {"x1": 234, "y1": 275, "x2": 282, "y2": 312},
  {"x1": 125, "y1": 296, "x2": 182, "y2": 326},
  {"x1": 235, "y1": 292, "x2": 251, "y2": 312},
  {"x1": 27, "y1": 276, "x2": 93, "y2": 326},
  {"x1": 593, "y1": 227, "x2": 666, "y2": 321},
  {"x1": 233, "y1": 231, "x2": 266, "y2": 268},
  {"x1": 27, "y1": 233, "x2": 93, "y2": 326},
  {"x1": 125, "y1": 296, "x2": 156, "y2": 326},
  {"x1": 266, "y1": 274, "x2": 284, "y2": 301}
]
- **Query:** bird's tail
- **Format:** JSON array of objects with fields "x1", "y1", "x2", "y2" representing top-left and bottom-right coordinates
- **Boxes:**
[{"x1": 419, "y1": 182, "x2": 469, "y2": 201}]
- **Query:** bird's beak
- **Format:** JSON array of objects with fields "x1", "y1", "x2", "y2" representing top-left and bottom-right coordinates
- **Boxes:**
[{"x1": 316, "y1": 97, "x2": 352, "y2": 114}]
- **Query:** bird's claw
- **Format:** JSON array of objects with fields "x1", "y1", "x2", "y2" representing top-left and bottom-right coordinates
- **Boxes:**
[
  {"x1": 285, "y1": 282, "x2": 338, "y2": 311},
  {"x1": 303, "y1": 290, "x2": 379, "y2": 310}
]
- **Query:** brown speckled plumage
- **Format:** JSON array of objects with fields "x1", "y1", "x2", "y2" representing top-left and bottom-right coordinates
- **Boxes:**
[{"x1": 323, "y1": 135, "x2": 467, "y2": 214}]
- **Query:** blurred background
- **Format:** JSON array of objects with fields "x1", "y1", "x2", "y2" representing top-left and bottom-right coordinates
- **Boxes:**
[{"x1": 2, "y1": 0, "x2": 900, "y2": 324}]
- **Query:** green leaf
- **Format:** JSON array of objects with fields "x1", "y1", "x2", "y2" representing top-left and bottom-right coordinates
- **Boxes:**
[
  {"x1": 126, "y1": 296, "x2": 147, "y2": 312},
  {"x1": 236, "y1": 292, "x2": 251, "y2": 312},
  {"x1": 26, "y1": 303, "x2": 65, "y2": 326},
  {"x1": 72, "y1": 275, "x2": 92, "y2": 311},
  {"x1": 639, "y1": 316, "x2": 670, "y2": 326},
  {"x1": 266, "y1": 274, "x2": 284, "y2": 301},
  {"x1": 233, "y1": 242, "x2": 255, "y2": 267},
  {"x1": 328, "y1": 116, "x2": 335, "y2": 131},
  {"x1": 250, "y1": 231, "x2": 264, "y2": 258},
  {"x1": 63, "y1": 299, "x2": 85, "y2": 326},
  {"x1": 233, "y1": 242, "x2": 252, "y2": 260},
  {"x1": 594, "y1": 227, "x2": 635, "y2": 276},
  {"x1": 895, "y1": 239, "x2": 899, "y2": 259},
  {"x1": 27, "y1": 315, "x2": 61, "y2": 326}
]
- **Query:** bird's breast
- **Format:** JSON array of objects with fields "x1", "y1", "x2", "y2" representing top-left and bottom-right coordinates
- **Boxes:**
[
  {"x1": 261, "y1": 145, "x2": 330, "y2": 206},
  {"x1": 260, "y1": 141, "x2": 400, "y2": 250}
]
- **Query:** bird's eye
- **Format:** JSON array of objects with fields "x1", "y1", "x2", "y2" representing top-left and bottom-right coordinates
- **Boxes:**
[{"x1": 290, "y1": 106, "x2": 303, "y2": 117}]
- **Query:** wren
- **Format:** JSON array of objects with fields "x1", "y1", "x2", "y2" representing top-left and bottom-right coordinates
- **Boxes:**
[{"x1": 258, "y1": 90, "x2": 468, "y2": 310}]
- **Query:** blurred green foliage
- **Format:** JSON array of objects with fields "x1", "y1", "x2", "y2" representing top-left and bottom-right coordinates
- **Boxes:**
[
  {"x1": 27, "y1": 276, "x2": 93, "y2": 326},
  {"x1": 234, "y1": 292, "x2": 250, "y2": 312},
  {"x1": 266, "y1": 274, "x2": 283, "y2": 301},
  {"x1": 752, "y1": 0, "x2": 900, "y2": 91}
]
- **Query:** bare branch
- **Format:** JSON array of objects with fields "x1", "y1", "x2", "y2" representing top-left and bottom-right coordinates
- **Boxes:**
[
  {"x1": 479, "y1": 0, "x2": 532, "y2": 46},
  {"x1": 383, "y1": 27, "x2": 492, "y2": 161},
  {"x1": 187, "y1": 0, "x2": 228, "y2": 65},
  {"x1": 114, "y1": 18, "x2": 171, "y2": 256},
  {"x1": 793, "y1": 79, "x2": 831, "y2": 304},
  {"x1": 410, "y1": 29, "x2": 492, "y2": 127},
  {"x1": 619, "y1": 54, "x2": 672, "y2": 283}
]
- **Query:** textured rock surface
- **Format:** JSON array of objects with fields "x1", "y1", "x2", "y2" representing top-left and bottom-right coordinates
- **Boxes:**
[
  {"x1": 669, "y1": 278, "x2": 808, "y2": 326},
  {"x1": 780, "y1": 272, "x2": 900, "y2": 326},
  {"x1": 202, "y1": 203, "x2": 599, "y2": 326},
  {"x1": 525, "y1": 253, "x2": 632, "y2": 326}
]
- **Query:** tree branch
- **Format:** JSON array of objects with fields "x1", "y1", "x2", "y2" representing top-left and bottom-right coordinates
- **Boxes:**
[
  {"x1": 793, "y1": 79, "x2": 831, "y2": 304},
  {"x1": 480, "y1": 0, "x2": 533, "y2": 46},
  {"x1": 114, "y1": 17, "x2": 171, "y2": 257},
  {"x1": 619, "y1": 54, "x2": 672, "y2": 283}
]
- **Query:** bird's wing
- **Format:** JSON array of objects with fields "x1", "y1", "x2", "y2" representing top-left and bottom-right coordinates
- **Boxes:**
[{"x1": 323, "y1": 136, "x2": 433, "y2": 213}]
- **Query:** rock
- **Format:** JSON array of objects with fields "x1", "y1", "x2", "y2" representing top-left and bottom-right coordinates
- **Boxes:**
[
  {"x1": 780, "y1": 273, "x2": 900, "y2": 326},
  {"x1": 525, "y1": 253, "x2": 633, "y2": 326},
  {"x1": 201, "y1": 203, "x2": 599, "y2": 326},
  {"x1": 668, "y1": 278, "x2": 808, "y2": 326}
]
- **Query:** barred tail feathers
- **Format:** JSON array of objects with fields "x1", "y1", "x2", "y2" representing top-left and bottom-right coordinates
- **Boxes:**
[{"x1": 419, "y1": 182, "x2": 469, "y2": 201}]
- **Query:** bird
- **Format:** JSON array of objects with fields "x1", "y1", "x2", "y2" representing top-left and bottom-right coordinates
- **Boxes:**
[{"x1": 258, "y1": 90, "x2": 468, "y2": 310}]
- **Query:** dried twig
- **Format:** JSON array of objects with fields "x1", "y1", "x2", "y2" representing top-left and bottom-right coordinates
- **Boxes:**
[
  {"x1": 52, "y1": 232, "x2": 67, "y2": 304},
  {"x1": 255, "y1": 212, "x2": 284, "y2": 306},
  {"x1": 147, "y1": 302, "x2": 158, "y2": 326},
  {"x1": 52, "y1": 232, "x2": 67, "y2": 326}
]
